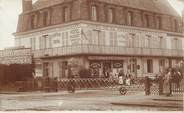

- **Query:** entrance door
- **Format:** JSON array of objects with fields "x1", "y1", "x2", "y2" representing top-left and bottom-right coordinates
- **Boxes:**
[
  {"x1": 43, "y1": 62, "x2": 49, "y2": 77},
  {"x1": 103, "y1": 62, "x2": 111, "y2": 78}
]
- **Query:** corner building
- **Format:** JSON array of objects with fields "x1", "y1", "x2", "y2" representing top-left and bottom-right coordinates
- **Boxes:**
[{"x1": 14, "y1": 0, "x2": 184, "y2": 78}]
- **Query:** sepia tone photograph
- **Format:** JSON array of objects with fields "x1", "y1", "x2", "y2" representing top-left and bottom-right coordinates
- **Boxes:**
[{"x1": 0, "y1": 0, "x2": 184, "y2": 111}]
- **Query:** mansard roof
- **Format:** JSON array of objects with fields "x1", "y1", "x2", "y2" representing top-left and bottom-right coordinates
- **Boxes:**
[{"x1": 33, "y1": 0, "x2": 178, "y2": 16}]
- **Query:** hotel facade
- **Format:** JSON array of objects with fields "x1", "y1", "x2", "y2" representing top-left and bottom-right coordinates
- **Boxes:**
[{"x1": 12, "y1": 0, "x2": 184, "y2": 78}]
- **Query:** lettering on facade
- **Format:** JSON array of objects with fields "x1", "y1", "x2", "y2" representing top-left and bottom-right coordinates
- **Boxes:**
[{"x1": 70, "y1": 29, "x2": 81, "y2": 45}]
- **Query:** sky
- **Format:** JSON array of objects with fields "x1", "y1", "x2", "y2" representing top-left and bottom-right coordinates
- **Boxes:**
[{"x1": 0, "y1": 0, "x2": 184, "y2": 50}]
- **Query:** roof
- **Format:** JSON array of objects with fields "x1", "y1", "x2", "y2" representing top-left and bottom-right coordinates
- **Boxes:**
[{"x1": 33, "y1": 0, "x2": 179, "y2": 16}]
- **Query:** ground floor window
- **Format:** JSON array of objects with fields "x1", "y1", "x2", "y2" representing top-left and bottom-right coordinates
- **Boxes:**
[{"x1": 147, "y1": 59, "x2": 153, "y2": 73}]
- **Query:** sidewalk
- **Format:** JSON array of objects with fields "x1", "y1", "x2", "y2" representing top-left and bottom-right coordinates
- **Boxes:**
[{"x1": 111, "y1": 94, "x2": 183, "y2": 109}]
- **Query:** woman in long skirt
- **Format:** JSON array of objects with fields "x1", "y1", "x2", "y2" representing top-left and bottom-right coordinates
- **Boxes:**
[{"x1": 163, "y1": 68, "x2": 172, "y2": 96}]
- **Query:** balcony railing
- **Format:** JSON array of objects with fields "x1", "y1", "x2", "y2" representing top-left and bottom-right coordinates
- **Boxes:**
[{"x1": 32, "y1": 45, "x2": 184, "y2": 58}]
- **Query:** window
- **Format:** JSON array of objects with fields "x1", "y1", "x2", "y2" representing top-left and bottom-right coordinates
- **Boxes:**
[
  {"x1": 156, "y1": 16, "x2": 161, "y2": 29},
  {"x1": 43, "y1": 11, "x2": 49, "y2": 26},
  {"x1": 127, "y1": 11, "x2": 133, "y2": 26},
  {"x1": 144, "y1": 14, "x2": 149, "y2": 27},
  {"x1": 159, "y1": 59, "x2": 165, "y2": 72},
  {"x1": 63, "y1": 7, "x2": 70, "y2": 22},
  {"x1": 172, "y1": 38, "x2": 178, "y2": 49},
  {"x1": 159, "y1": 36, "x2": 164, "y2": 49},
  {"x1": 147, "y1": 59, "x2": 153, "y2": 73},
  {"x1": 129, "y1": 34, "x2": 135, "y2": 47},
  {"x1": 173, "y1": 19, "x2": 178, "y2": 32},
  {"x1": 144, "y1": 35, "x2": 150, "y2": 48},
  {"x1": 129, "y1": 59, "x2": 137, "y2": 73},
  {"x1": 109, "y1": 32, "x2": 117, "y2": 46},
  {"x1": 107, "y1": 8, "x2": 114, "y2": 23},
  {"x1": 31, "y1": 38, "x2": 36, "y2": 50},
  {"x1": 91, "y1": 5, "x2": 97, "y2": 21},
  {"x1": 31, "y1": 15, "x2": 36, "y2": 29},
  {"x1": 92, "y1": 30, "x2": 100, "y2": 45}
]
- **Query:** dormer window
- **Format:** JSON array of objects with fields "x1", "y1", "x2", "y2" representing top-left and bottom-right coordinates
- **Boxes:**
[
  {"x1": 127, "y1": 11, "x2": 133, "y2": 26},
  {"x1": 107, "y1": 8, "x2": 114, "y2": 23},
  {"x1": 63, "y1": 7, "x2": 70, "y2": 22},
  {"x1": 91, "y1": 5, "x2": 97, "y2": 21}
]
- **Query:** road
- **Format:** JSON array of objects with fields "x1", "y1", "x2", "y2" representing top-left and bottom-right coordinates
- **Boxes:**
[{"x1": 0, "y1": 89, "x2": 183, "y2": 111}]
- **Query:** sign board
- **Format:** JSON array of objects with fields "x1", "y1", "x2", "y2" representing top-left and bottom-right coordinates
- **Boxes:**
[{"x1": 0, "y1": 48, "x2": 32, "y2": 65}]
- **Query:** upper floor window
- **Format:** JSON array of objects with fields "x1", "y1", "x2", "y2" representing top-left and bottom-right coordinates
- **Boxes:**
[
  {"x1": 173, "y1": 19, "x2": 178, "y2": 32},
  {"x1": 63, "y1": 7, "x2": 70, "y2": 22},
  {"x1": 156, "y1": 16, "x2": 162, "y2": 29},
  {"x1": 127, "y1": 11, "x2": 133, "y2": 26},
  {"x1": 107, "y1": 8, "x2": 114, "y2": 23},
  {"x1": 144, "y1": 14, "x2": 149, "y2": 27},
  {"x1": 91, "y1": 5, "x2": 97, "y2": 21},
  {"x1": 31, "y1": 15, "x2": 36, "y2": 29},
  {"x1": 43, "y1": 11, "x2": 49, "y2": 26}
]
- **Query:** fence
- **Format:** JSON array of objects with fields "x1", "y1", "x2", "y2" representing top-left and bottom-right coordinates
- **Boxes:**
[{"x1": 171, "y1": 79, "x2": 184, "y2": 94}]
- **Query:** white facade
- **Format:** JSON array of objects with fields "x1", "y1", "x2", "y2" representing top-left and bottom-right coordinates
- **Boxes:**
[{"x1": 14, "y1": 21, "x2": 184, "y2": 78}]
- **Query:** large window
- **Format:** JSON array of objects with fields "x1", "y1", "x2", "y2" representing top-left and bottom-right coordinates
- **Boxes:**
[
  {"x1": 107, "y1": 8, "x2": 114, "y2": 23},
  {"x1": 127, "y1": 11, "x2": 133, "y2": 26},
  {"x1": 63, "y1": 7, "x2": 70, "y2": 22},
  {"x1": 147, "y1": 59, "x2": 153, "y2": 73},
  {"x1": 156, "y1": 16, "x2": 162, "y2": 29},
  {"x1": 91, "y1": 5, "x2": 97, "y2": 21}
]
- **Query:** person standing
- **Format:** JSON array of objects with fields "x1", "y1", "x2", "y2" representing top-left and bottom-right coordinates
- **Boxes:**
[{"x1": 163, "y1": 68, "x2": 172, "y2": 96}]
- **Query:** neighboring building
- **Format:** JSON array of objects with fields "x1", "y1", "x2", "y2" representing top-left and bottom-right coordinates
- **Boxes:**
[
  {"x1": 13, "y1": 0, "x2": 184, "y2": 78},
  {"x1": 0, "y1": 47, "x2": 32, "y2": 65}
]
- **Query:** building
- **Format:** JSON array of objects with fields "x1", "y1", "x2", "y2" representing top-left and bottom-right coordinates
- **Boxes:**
[{"x1": 13, "y1": 0, "x2": 184, "y2": 78}]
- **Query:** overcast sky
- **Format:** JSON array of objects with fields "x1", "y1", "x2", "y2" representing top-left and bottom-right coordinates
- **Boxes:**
[{"x1": 0, "y1": 0, "x2": 184, "y2": 50}]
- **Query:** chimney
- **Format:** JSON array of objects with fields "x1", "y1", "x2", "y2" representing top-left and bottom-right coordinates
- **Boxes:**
[{"x1": 22, "y1": 0, "x2": 32, "y2": 12}]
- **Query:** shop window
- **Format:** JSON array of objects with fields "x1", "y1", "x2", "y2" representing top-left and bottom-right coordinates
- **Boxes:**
[
  {"x1": 107, "y1": 8, "x2": 114, "y2": 23},
  {"x1": 144, "y1": 14, "x2": 150, "y2": 28},
  {"x1": 147, "y1": 59, "x2": 153, "y2": 73},
  {"x1": 43, "y1": 11, "x2": 49, "y2": 26},
  {"x1": 63, "y1": 7, "x2": 70, "y2": 22},
  {"x1": 127, "y1": 11, "x2": 133, "y2": 26},
  {"x1": 91, "y1": 5, "x2": 98, "y2": 21},
  {"x1": 156, "y1": 16, "x2": 162, "y2": 29}
]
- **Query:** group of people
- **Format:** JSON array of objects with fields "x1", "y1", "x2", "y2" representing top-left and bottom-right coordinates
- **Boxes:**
[
  {"x1": 118, "y1": 70, "x2": 133, "y2": 86},
  {"x1": 158, "y1": 67, "x2": 183, "y2": 96}
]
